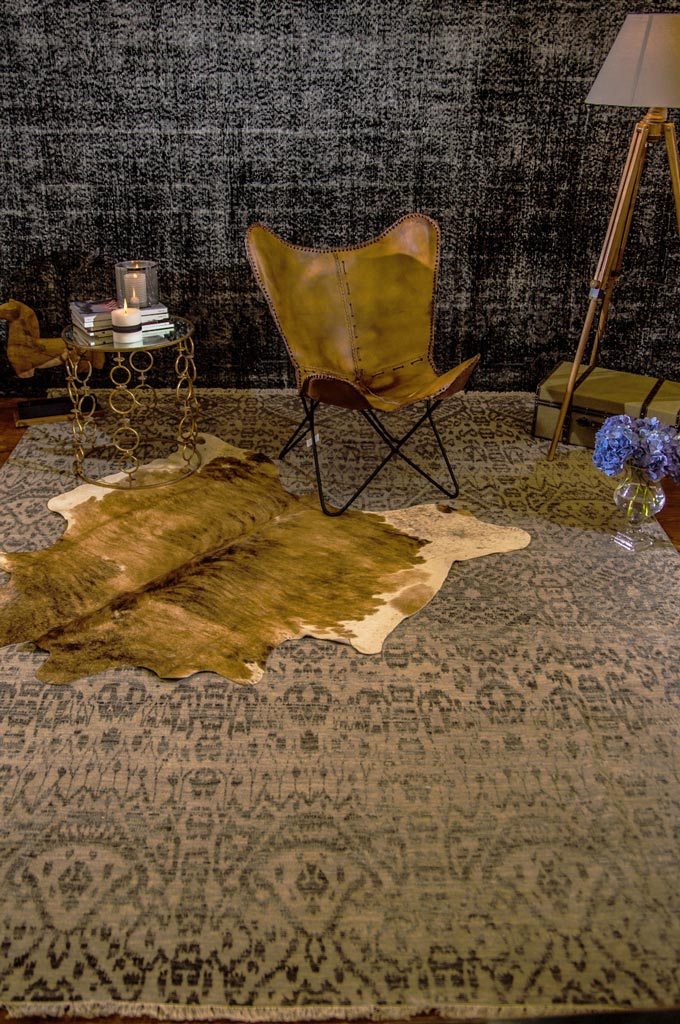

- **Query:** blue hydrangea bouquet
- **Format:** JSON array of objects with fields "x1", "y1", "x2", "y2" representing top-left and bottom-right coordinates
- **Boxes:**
[
  {"x1": 593, "y1": 415, "x2": 680, "y2": 482},
  {"x1": 593, "y1": 414, "x2": 680, "y2": 550}
]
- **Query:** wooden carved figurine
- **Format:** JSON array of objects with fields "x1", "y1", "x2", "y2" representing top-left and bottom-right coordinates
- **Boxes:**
[{"x1": 0, "y1": 298, "x2": 103, "y2": 378}]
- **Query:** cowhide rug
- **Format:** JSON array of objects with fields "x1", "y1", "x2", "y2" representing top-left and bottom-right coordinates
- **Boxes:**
[{"x1": 0, "y1": 435, "x2": 531, "y2": 684}]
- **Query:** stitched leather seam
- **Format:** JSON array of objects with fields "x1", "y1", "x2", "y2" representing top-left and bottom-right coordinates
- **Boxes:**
[
  {"x1": 243, "y1": 244, "x2": 302, "y2": 387},
  {"x1": 302, "y1": 370, "x2": 356, "y2": 382},
  {"x1": 333, "y1": 255, "x2": 357, "y2": 358},
  {"x1": 428, "y1": 218, "x2": 441, "y2": 368},
  {"x1": 247, "y1": 212, "x2": 440, "y2": 257}
]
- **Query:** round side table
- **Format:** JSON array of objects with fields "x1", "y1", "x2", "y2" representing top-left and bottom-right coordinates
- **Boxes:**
[{"x1": 62, "y1": 317, "x2": 201, "y2": 489}]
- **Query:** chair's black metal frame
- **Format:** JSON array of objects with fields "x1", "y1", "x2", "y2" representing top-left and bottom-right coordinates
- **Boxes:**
[{"x1": 279, "y1": 394, "x2": 459, "y2": 516}]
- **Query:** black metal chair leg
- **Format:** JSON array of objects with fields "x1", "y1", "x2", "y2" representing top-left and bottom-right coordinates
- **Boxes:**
[
  {"x1": 305, "y1": 397, "x2": 403, "y2": 515},
  {"x1": 425, "y1": 401, "x2": 459, "y2": 497},
  {"x1": 363, "y1": 401, "x2": 459, "y2": 499},
  {"x1": 279, "y1": 394, "x2": 462, "y2": 516},
  {"x1": 278, "y1": 401, "x2": 317, "y2": 459}
]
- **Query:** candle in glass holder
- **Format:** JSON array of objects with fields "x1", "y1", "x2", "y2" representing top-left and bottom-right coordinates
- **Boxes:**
[
  {"x1": 111, "y1": 300, "x2": 143, "y2": 345},
  {"x1": 124, "y1": 269, "x2": 147, "y2": 307},
  {"x1": 115, "y1": 260, "x2": 159, "y2": 308}
]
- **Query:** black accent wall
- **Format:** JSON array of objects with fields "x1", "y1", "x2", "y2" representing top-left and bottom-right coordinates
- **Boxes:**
[{"x1": 2, "y1": 0, "x2": 680, "y2": 397}]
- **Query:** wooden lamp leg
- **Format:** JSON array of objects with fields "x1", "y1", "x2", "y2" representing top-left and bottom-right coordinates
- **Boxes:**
[
  {"x1": 664, "y1": 121, "x2": 680, "y2": 236},
  {"x1": 546, "y1": 119, "x2": 651, "y2": 460},
  {"x1": 589, "y1": 127, "x2": 649, "y2": 367}
]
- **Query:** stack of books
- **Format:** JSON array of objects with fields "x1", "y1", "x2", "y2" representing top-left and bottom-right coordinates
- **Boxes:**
[{"x1": 69, "y1": 299, "x2": 173, "y2": 346}]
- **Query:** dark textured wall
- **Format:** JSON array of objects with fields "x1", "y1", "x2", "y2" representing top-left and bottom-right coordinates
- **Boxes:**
[{"x1": 2, "y1": 0, "x2": 680, "y2": 397}]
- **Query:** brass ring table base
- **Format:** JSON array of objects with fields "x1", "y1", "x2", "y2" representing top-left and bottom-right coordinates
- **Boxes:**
[{"x1": 63, "y1": 318, "x2": 200, "y2": 489}]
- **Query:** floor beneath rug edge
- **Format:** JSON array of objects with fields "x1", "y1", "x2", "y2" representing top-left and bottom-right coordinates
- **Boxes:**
[{"x1": 2, "y1": 999, "x2": 680, "y2": 1023}]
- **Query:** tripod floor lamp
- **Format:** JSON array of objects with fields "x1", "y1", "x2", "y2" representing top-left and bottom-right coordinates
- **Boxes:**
[{"x1": 547, "y1": 12, "x2": 680, "y2": 460}]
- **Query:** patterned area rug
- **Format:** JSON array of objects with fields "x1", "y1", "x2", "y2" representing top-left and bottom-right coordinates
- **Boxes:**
[{"x1": 1, "y1": 390, "x2": 679, "y2": 1022}]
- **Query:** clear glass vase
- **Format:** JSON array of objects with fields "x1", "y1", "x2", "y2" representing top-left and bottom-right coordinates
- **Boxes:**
[{"x1": 612, "y1": 466, "x2": 666, "y2": 551}]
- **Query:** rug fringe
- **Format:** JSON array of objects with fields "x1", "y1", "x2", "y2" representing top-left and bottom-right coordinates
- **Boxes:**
[{"x1": 0, "y1": 999, "x2": 653, "y2": 1021}]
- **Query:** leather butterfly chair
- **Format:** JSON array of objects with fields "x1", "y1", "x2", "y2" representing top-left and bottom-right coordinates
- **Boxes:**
[{"x1": 246, "y1": 213, "x2": 480, "y2": 516}]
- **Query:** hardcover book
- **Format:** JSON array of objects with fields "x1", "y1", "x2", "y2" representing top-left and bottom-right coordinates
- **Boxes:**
[
  {"x1": 69, "y1": 298, "x2": 118, "y2": 328},
  {"x1": 71, "y1": 322, "x2": 174, "y2": 346},
  {"x1": 70, "y1": 299, "x2": 169, "y2": 328}
]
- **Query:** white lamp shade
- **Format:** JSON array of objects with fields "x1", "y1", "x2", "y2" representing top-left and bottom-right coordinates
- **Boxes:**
[{"x1": 586, "y1": 12, "x2": 680, "y2": 107}]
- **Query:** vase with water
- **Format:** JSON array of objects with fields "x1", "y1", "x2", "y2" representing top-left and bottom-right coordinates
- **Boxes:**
[
  {"x1": 593, "y1": 414, "x2": 679, "y2": 553},
  {"x1": 612, "y1": 465, "x2": 666, "y2": 551}
]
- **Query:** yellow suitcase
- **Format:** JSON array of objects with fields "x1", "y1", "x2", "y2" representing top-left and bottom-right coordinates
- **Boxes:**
[{"x1": 532, "y1": 361, "x2": 680, "y2": 448}]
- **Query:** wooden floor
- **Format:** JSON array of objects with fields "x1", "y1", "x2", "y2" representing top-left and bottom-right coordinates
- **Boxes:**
[
  {"x1": 1, "y1": 396, "x2": 678, "y2": 549},
  {"x1": 0, "y1": 397, "x2": 25, "y2": 468}
]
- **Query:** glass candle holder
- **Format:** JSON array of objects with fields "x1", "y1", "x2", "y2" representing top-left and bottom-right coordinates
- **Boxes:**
[{"x1": 115, "y1": 260, "x2": 159, "y2": 308}]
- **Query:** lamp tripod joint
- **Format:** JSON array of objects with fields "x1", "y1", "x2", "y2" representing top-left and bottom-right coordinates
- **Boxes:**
[{"x1": 642, "y1": 106, "x2": 669, "y2": 134}]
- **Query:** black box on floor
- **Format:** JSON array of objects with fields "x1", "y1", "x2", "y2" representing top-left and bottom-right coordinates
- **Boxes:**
[{"x1": 14, "y1": 396, "x2": 74, "y2": 426}]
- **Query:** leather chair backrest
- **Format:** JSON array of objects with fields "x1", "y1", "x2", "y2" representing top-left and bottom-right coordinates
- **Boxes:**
[{"x1": 246, "y1": 215, "x2": 440, "y2": 395}]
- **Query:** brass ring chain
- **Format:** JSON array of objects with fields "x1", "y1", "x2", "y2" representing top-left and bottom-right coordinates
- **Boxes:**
[
  {"x1": 109, "y1": 350, "x2": 159, "y2": 479},
  {"x1": 175, "y1": 335, "x2": 199, "y2": 465},
  {"x1": 65, "y1": 348, "x2": 97, "y2": 477}
]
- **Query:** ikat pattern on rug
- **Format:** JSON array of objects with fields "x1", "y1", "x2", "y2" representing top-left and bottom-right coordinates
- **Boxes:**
[{"x1": 0, "y1": 390, "x2": 679, "y2": 1021}]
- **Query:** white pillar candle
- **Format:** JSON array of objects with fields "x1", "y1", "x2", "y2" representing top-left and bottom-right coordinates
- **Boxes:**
[
  {"x1": 111, "y1": 300, "x2": 143, "y2": 345},
  {"x1": 124, "y1": 270, "x2": 147, "y2": 306}
]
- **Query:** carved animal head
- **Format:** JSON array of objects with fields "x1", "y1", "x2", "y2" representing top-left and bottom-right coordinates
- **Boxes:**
[{"x1": 0, "y1": 299, "x2": 22, "y2": 323}]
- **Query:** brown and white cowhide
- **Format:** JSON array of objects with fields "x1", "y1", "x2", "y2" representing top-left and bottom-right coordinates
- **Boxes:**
[{"x1": 0, "y1": 436, "x2": 531, "y2": 684}]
